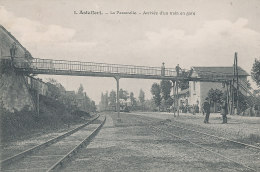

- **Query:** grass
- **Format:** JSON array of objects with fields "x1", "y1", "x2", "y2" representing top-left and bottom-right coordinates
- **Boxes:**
[{"x1": 0, "y1": 95, "x2": 91, "y2": 143}]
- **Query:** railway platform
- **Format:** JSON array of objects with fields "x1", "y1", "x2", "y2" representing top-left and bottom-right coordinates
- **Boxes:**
[
  {"x1": 64, "y1": 112, "x2": 260, "y2": 171},
  {"x1": 134, "y1": 112, "x2": 260, "y2": 142}
]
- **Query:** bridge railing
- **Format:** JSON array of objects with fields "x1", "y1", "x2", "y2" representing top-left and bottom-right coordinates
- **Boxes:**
[{"x1": 14, "y1": 58, "x2": 177, "y2": 77}]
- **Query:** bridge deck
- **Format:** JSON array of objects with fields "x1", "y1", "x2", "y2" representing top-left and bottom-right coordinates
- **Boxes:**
[
  {"x1": 11, "y1": 58, "x2": 231, "y2": 82},
  {"x1": 13, "y1": 58, "x2": 178, "y2": 79}
]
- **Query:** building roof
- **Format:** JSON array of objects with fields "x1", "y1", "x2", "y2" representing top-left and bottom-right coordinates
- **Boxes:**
[{"x1": 192, "y1": 66, "x2": 249, "y2": 77}]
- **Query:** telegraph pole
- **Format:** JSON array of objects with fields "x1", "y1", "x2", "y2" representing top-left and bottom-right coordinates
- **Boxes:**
[
  {"x1": 232, "y1": 52, "x2": 239, "y2": 115},
  {"x1": 176, "y1": 80, "x2": 179, "y2": 116},
  {"x1": 235, "y1": 52, "x2": 239, "y2": 114},
  {"x1": 230, "y1": 80, "x2": 234, "y2": 115},
  {"x1": 171, "y1": 80, "x2": 176, "y2": 117},
  {"x1": 226, "y1": 82, "x2": 230, "y2": 114}
]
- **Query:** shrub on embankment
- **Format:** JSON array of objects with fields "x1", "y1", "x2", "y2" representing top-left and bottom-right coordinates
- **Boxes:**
[
  {"x1": 0, "y1": 66, "x2": 93, "y2": 142},
  {"x1": 0, "y1": 95, "x2": 90, "y2": 143}
]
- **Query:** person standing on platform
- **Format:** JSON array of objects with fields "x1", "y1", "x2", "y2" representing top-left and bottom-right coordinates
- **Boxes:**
[
  {"x1": 203, "y1": 98, "x2": 211, "y2": 123},
  {"x1": 161, "y1": 62, "x2": 165, "y2": 76},
  {"x1": 188, "y1": 68, "x2": 193, "y2": 77},
  {"x1": 221, "y1": 100, "x2": 228, "y2": 123},
  {"x1": 176, "y1": 64, "x2": 181, "y2": 76}
]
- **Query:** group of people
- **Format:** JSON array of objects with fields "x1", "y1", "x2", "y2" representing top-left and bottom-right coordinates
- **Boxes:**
[
  {"x1": 161, "y1": 62, "x2": 228, "y2": 124},
  {"x1": 202, "y1": 98, "x2": 228, "y2": 124},
  {"x1": 161, "y1": 63, "x2": 182, "y2": 76}
]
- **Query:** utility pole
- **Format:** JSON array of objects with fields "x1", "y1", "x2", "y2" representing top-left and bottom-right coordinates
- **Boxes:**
[
  {"x1": 230, "y1": 80, "x2": 233, "y2": 115},
  {"x1": 171, "y1": 80, "x2": 176, "y2": 117},
  {"x1": 235, "y1": 52, "x2": 239, "y2": 114},
  {"x1": 176, "y1": 80, "x2": 179, "y2": 116},
  {"x1": 234, "y1": 52, "x2": 239, "y2": 114},
  {"x1": 226, "y1": 82, "x2": 230, "y2": 114}
]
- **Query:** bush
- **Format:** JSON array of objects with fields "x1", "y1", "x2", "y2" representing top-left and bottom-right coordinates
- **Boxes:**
[{"x1": 0, "y1": 94, "x2": 86, "y2": 143}]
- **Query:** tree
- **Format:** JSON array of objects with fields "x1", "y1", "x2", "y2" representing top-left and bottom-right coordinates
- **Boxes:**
[
  {"x1": 207, "y1": 89, "x2": 223, "y2": 112},
  {"x1": 77, "y1": 84, "x2": 84, "y2": 96},
  {"x1": 251, "y1": 58, "x2": 260, "y2": 87},
  {"x1": 138, "y1": 89, "x2": 145, "y2": 111},
  {"x1": 160, "y1": 80, "x2": 172, "y2": 101},
  {"x1": 232, "y1": 88, "x2": 250, "y2": 112},
  {"x1": 46, "y1": 78, "x2": 65, "y2": 99},
  {"x1": 99, "y1": 92, "x2": 106, "y2": 111},
  {"x1": 104, "y1": 91, "x2": 109, "y2": 109},
  {"x1": 166, "y1": 97, "x2": 174, "y2": 107},
  {"x1": 144, "y1": 99, "x2": 157, "y2": 111},
  {"x1": 151, "y1": 83, "x2": 161, "y2": 108},
  {"x1": 129, "y1": 92, "x2": 137, "y2": 110},
  {"x1": 90, "y1": 100, "x2": 97, "y2": 112},
  {"x1": 62, "y1": 93, "x2": 78, "y2": 113},
  {"x1": 119, "y1": 89, "x2": 129, "y2": 100},
  {"x1": 109, "y1": 90, "x2": 117, "y2": 108},
  {"x1": 178, "y1": 71, "x2": 189, "y2": 90},
  {"x1": 160, "y1": 99, "x2": 167, "y2": 111}
]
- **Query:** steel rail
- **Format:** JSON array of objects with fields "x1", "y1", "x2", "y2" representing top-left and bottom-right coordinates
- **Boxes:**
[
  {"x1": 149, "y1": 125, "x2": 257, "y2": 172},
  {"x1": 0, "y1": 115, "x2": 100, "y2": 167},
  {"x1": 165, "y1": 122, "x2": 260, "y2": 150},
  {"x1": 46, "y1": 116, "x2": 106, "y2": 172},
  {"x1": 131, "y1": 114, "x2": 257, "y2": 172}
]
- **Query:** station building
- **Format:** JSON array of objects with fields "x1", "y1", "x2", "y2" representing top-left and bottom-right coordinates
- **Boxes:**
[{"x1": 179, "y1": 66, "x2": 249, "y2": 112}]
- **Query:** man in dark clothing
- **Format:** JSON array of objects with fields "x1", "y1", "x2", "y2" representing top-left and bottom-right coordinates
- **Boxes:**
[
  {"x1": 176, "y1": 64, "x2": 181, "y2": 76},
  {"x1": 188, "y1": 68, "x2": 193, "y2": 77},
  {"x1": 203, "y1": 98, "x2": 210, "y2": 123},
  {"x1": 221, "y1": 100, "x2": 228, "y2": 123}
]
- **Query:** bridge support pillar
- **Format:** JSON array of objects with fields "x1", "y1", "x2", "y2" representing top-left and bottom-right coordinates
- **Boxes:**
[
  {"x1": 37, "y1": 90, "x2": 40, "y2": 116},
  {"x1": 171, "y1": 80, "x2": 179, "y2": 116},
  {"x1": 115, "y1": 76, "x2": 121, "y2": 122},
  {"x1": 176, "y1": 80, "x2": 179, "y2": 116},
  {"x1": 171, "y1": 80, "x2": 176, "y2": 117}
]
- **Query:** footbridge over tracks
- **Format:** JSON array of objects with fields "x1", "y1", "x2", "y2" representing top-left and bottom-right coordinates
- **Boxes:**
[
  {"x1": 13, "y1": 58, "x2": 231, "y2": 83},
  {"x1": 11, "y1": 58, "x2": 234, "y2": 120}
]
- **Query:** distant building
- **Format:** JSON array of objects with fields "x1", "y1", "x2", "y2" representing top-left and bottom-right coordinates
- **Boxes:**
[{"x1": 177, "y1": 66, "x2": 249, "y2": 112}]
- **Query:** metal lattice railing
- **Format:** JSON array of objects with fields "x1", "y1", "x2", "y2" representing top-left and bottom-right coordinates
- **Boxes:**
[{"x1": 14, "y1": 58, "x2": 178, "y2": 77}]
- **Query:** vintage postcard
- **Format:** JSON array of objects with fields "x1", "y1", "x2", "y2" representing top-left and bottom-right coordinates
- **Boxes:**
[{"x1": 1, "y1": 0, "x2": 260, "y2": 171}]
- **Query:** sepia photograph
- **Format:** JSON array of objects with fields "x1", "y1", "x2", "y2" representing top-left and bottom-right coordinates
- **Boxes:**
[{"x1": 0, "y1": 0, "x2": 260, "y2": 171}]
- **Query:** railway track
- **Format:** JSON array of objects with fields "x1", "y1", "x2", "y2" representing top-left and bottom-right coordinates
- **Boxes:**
[
  {"x1": 165, "y1": 122, "x2": 260, "y2": 150},
  {"x1": 132, "y1": 114, "x2": 260, "y2": 172},
  {"x1": 1, "y1": 115, "x2": 106, "y2": 172}
]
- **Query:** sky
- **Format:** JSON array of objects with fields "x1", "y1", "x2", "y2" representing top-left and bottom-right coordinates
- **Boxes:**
[{"x1": 1, "y1": 0, "x2": 260, "y2": 103}]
